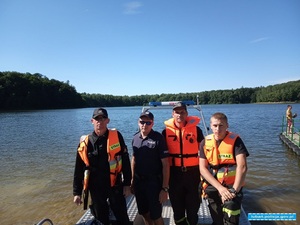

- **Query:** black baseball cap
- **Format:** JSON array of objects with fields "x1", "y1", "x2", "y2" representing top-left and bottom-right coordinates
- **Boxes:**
[
  {"x1": 173, "y1": 101, "x2": 187, "y2": 111},
  {"x1": 92, "y1": 108, "x2": 108, "y2": 118},
  {"x1": 139, "y1": 111, "x2": 154, "y2": 120}
]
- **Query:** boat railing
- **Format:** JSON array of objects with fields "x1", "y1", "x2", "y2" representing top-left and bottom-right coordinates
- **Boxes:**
[{"x1": 35, "y1": 218, "x2": 54, "y2": 225}]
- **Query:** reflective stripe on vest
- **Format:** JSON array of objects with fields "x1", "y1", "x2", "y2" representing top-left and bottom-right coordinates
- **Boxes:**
[
  {"x1": 77, "y1": 129, "x2": 122, "y2": 188},
  {"x1": 164, "y1": 116, "x2": 200, "y2": 167}
]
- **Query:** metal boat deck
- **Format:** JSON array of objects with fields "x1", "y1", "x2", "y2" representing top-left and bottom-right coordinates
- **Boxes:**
[{"x1": 75, "y1": 195, "x2": 250, "y2": 225}]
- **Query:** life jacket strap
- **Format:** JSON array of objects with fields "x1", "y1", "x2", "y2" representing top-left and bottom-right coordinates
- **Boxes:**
[
  {"x1": 209, "y1": 163, "x2": 235, "y2": 170},
  {"x1": 169, "y1": 153, "x2": 198, "y2": 158}
]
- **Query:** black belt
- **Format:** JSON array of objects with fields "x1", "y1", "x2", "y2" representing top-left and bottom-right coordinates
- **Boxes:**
[{"x1": 171, "y1": 165, "x2": 199, "y2": 172}]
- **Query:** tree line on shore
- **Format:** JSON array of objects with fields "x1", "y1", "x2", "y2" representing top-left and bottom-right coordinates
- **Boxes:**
[{"x1": 0, "y1": 71, "x2": 299, "y2": 110}]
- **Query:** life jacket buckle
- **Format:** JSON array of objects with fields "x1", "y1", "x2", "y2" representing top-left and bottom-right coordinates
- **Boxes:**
[{"x1": 181, "y1": 166, "x2": 187, "y2": 172}]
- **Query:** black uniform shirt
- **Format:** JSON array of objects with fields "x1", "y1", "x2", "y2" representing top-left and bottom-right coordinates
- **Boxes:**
[
  {"x1": 132, "y1": 129, "x2": 169, "y2": 177},
  {"x1": 73, "y1": 129, "x2": 132, "y2": 196}
]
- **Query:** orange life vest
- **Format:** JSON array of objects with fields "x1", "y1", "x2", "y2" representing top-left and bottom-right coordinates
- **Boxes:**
[
  {"x1": 164, "y1": 116, "x2": 200, "y2": 167},
  {"x1": 77, "y1": 129, "x2": 122, "y2": 189},
  {"x1": 203, "y1": 132, "x2": 240, "y2": 189}
]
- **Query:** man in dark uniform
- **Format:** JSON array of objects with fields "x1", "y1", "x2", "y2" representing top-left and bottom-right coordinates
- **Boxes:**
[
  {"x1": 131, "y1": 111, "x2": 170, "y2": 225},
  {"x1": 73, "y1": 107, "x2": 132, "y2": 225}
]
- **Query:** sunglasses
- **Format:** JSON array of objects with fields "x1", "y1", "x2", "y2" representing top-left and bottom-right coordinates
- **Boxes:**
[
  {"x1": 94, "y1": 116, "x2": 107, "y2": 121},
  {"x1": 139, "y1": 120, "x2": 152, "y2": 125}
]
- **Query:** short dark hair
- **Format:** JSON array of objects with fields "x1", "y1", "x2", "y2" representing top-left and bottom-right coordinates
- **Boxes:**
[{"x1": 211, "y1": 112, "x2": 228, "y2": 123}]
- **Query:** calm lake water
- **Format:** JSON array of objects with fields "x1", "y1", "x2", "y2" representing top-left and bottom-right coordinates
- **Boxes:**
[{"x1": 0, "y1": 104, "x2": 299, "y2": 225}]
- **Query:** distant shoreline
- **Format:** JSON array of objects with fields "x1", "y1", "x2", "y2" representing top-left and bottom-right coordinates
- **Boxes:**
[{"x1": 254, "y1": 101, "x2": 298, "y2": 104}]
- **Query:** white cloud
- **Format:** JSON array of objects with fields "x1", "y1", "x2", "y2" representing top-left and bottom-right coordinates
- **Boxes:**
[
  {"x1": 123, "y1": 1, "x2": 142, "y2": 15},
  {"x1": 250, "y1": 37, "x2": 270, "y2": 44}
]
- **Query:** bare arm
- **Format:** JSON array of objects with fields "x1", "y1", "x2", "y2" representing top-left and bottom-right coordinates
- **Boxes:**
[
  {"x1": 131, "y1": 155, "x2": 136, "y2": 181},
  {"x1": 233, "y1": 153, "x2": 247, "y2": 193},
  {"x1": 159, "y1": 157, "x2": 170, "y2": 203},
  {"x1": 161, "y1": 157, "x2": 170, "y2": 188},
  {"x1": 130, "y1": 156, "x2": 136, "y2": 195}
]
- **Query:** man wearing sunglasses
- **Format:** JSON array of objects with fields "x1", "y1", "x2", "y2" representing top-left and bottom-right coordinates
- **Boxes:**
[
  {"x1": 162, "y1": 102, "x2": 204, "y2": 225},
  {"x1": 131, "y1": 111, "x2": 170, "y2": 225},
  {"x1": 73, "y1": 107, "x2": 132, "y2": 225}
]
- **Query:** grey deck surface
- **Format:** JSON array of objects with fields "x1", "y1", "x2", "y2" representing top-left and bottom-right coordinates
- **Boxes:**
[{"x1": 76, "y1": 195, "x2": 250, "y2": 225}]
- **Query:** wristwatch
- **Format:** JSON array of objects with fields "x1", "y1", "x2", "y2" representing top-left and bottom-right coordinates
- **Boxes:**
[
  {"x1": 228, "y1": 188, "x2": 237, "y2": 195},
  {"x1": 162, "y1": 187, "x2": 169, "y2": 192}
]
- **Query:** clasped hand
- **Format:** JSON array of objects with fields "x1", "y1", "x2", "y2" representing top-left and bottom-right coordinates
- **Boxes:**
[{"x1": 219, "y1": 187, "x2": 236, "y2": 203}]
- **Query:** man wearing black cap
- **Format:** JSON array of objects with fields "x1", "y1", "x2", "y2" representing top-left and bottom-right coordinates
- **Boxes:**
[
  {"x1": 131, "y1": 110, "x2": 170, "y2": 225},
  {"x1": 162, "y1": 102, "x2": 204, "y2": 225},
  {"x1": 73, "y1": 107, "x2": 132, "y2": 225}
]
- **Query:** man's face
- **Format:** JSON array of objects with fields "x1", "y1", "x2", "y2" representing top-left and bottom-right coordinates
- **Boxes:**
[
  {"x1": 138, "y1": 117, "x2": 153, "y2": 134},
  {"x1": 172, "y1": 108, "x2": 188, "y2": 123},
  {"x1": 210, "y1": 117, "x2": 228, "y2": 141},
  {"x1": 92, "y1": 116, "x2": 109, "y2": 133}
]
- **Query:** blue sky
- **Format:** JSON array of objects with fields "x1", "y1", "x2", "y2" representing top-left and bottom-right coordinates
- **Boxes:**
[{"x1": 1, "y1": 0, "x2": 299, "y2": 96}]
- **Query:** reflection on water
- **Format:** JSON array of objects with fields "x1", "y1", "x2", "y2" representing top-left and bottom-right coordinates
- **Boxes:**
[{"x1": 0, "y1": 104, "x2": 299, "y2": 225}]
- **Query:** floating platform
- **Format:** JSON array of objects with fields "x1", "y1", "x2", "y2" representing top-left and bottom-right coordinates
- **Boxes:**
[
  {"x1": 75, "y1": 195, "x2": 250, "y2": 225},
  {"x1": 279, "y1": 132, "x2": 300, "y2": 155}
]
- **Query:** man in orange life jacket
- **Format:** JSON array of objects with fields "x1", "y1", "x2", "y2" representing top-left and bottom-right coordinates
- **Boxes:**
[
  {"x1": 162, "y1": 102, "x2": 204, "y2": 225},
  {"x1": 73, "y1": 107, "x2": 132, "y2": 225},
  {"x1": 199, "y1": 112, "x2": 249, "y2": 225}
]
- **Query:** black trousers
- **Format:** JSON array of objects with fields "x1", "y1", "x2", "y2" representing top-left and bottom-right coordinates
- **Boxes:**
[
  {"x1": 205, "y1": 185, "x2": 243, "y2": 225},
  {"x1": 133, "y1": 174, "x2": 163, "y2": 220},
  {"x1": 89, "y1": 185, "x2": 130, "y2": 225},
  {"x1": 169, "y1": 167, "x2": 201, "y2": 225}
]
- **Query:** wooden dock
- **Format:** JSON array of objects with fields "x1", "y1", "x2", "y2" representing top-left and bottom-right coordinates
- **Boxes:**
[{"x1": 279, "y1": 132, "x2": 300, "y2": 155}]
